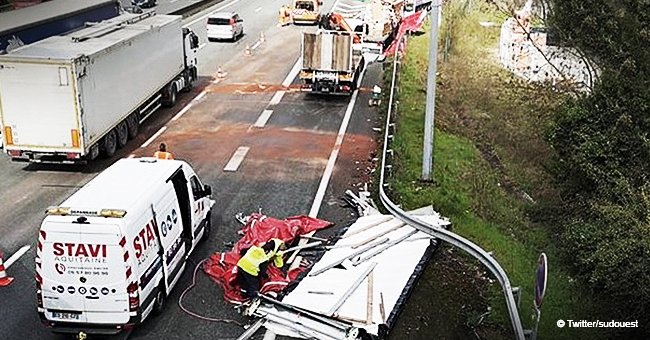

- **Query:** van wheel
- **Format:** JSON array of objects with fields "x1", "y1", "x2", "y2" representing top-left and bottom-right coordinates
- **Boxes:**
[
  {"x1": 100, "y1": 129, "x2": 117, "y2": 158},
  {"x1": 152, "y1": 286, "x2": 166, "y2": 316},
  {"x1": 127, "y1": 114, "x2": 139, "y2": 140},
  {"x1": 116, "y1": 121, "x2": 128, "y2": 148},
  {"x1": 201, "y1": 213, "x2": 211, "y2": 242}
]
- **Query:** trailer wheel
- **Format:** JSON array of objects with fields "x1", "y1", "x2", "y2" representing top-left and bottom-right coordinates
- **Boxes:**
[
  {"x1": 152, "y1": 285, "x2": 166, "y2": 316},
  {"x1": 127, "y1": 114, "x2": 139, "y2": 140},
  {"x1": 162, "y1": 83, "x2": 177, "y2": 107},
  {"x1": 116, "y1": 121, "x2": 128, "y2": 148},
  {"x1": 100, "y1": 129, "x2": 117, "y2": 158}
]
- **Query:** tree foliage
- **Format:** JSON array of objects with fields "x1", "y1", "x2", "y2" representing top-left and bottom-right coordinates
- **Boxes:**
[{"x1": 545, "y1": 0, "x2": 650, "y2": 335}]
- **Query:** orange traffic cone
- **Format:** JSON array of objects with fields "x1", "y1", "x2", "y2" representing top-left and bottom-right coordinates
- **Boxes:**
[
  {"x1": 0, "y1": 252, "x2": 14, "y2": 287},
  {"x1": 216, "y1": 65, "x2": 226, "y2": 78},
  {"x1": 244, "y1": 44, "x2": 252, "y2": 56}
]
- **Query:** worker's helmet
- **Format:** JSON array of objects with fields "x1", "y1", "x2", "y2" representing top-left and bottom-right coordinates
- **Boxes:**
[{"x1": 159, "y1": 143, "x2": 167, "y2": 152}]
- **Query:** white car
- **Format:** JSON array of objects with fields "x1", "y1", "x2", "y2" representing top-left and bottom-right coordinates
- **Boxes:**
[{"x1": 207, "y1": 12, "x2": 244, "y2": 41}]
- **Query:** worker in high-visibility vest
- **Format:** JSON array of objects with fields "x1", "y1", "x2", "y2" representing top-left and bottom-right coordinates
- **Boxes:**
[
  {"x1": 237, "y1": 238, "x2": 285, "y2": 299},
  {"x1": 153, "y1": 142, "x2": 174, "y2": 160},
  {"x1": 278, "y1": 5, "x2": 290, "y2": 26}
]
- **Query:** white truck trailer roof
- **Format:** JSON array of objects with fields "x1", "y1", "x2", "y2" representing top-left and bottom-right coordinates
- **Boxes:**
[
  {"x1": 0, "y1": 0, "x2": 118, "y2": 35},
  {"x1": 6, "y1": 12, "x2": 180, "y2": 61},
  {"x1": 60, "y1": 158, "x2": 188, "y2": 212}
]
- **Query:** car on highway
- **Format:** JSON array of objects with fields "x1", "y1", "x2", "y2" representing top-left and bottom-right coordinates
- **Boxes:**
[
  {"x1": 131, "y1": 0, "x2": 156, "y2": 8},
  {"x1": 206, "y1": 12, "x2": 244, "y2": 41}
]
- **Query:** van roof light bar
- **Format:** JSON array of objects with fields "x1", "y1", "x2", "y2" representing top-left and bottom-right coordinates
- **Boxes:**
[{"x1": 46, "y1": 206, "x2": 127, "y2": 218}]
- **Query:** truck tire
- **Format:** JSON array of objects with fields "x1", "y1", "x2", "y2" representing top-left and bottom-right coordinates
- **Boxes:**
[
  {"x1": 152, "y1": 284, "x2": 166, "y2": 316},
  {"x1": 182, "y1": 69, "x2": 195, "y2": 93},
  {"x1": 116, "y1": 121, "x2": 128, "y2": 148},
  {"x1": 162, "y1": 83, "x2": 177, "y2": 107},
  {"x1": 100, "y1": 129, "x2": 117, "y2": 158},
  {"x1": 127, "y1": 114, "x2": 139, "y2": 140}
]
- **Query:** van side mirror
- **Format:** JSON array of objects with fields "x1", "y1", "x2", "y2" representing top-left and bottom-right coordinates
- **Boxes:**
[
  {"x1": 191, "y1": 34, "x2": 199, "y2": 49},
  {"x1": 203, "y1": 184, "x2": 212, "y2": 196}
]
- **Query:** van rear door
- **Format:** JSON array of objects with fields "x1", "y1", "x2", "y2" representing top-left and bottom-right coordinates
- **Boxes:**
[{"x1": 41, "y1": 220, "x2": 129, "y2": 324}]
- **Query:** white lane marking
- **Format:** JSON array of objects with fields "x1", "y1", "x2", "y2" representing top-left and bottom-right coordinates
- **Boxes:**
[
  {"x1": 269, "y1": 90, "x2": 285, "y2": 105},
  {"x1": 251, "y1": 40, "x2": 262, "y2": 50},
  {"x1": 282, "y1": 58, "x2": 302, "y2": 87},
  {"x1": 254, "y1": 109, "x2": 273, "y2": 128},
  {"x1": 170, "y1": 0, "x2": 180, "y2": 3},
  {"x1": 194, "y1": 91, "x2": 207, "y2": 102},
  {"x1": 172, "y1": 103, "x2": 193, "y2": 121},
  {"x1": 141, "y1": 126, "x2": 167, "y2": 148},
  {"x1": 185, "y1": 0, "x2": 242, "y2": 27},
  {"x1": 308, "y1": 82, "x2": 362, "y2": 217},
  {"x1": 128, "y1": 154, "x2": 136, "y2": 158},
  {"x1": 199, "y1": 43, "x2": 207, "y2": 50},
  {"x1": 223, "y1": 146, "x2": 250, "y2": 172},
  {"x1": 5, "y1": 245, "x2": 30, "y2": 269},
  {"x1": 255, "y1": 6, "x2": 262, "y2": 12}
]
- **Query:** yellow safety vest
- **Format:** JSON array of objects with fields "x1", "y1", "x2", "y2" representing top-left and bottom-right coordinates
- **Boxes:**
[
  {"x1": 237, "y1": 239, "x2": 284, "y2": 276},
  {"x1": 153, "y1": 151, "x2": 174, "y2": 160}
]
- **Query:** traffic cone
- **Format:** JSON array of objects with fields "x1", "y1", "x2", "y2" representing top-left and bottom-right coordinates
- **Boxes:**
[
  {"x1": 0, "y1": 252, "x2": 14, "y2": 287},
  {"x1": 260, "y1": 32, "x2": 266, "y2": 43},
  {"x1": 244, "y1": 44, "x2": 252, "y2": 56},
  {"x1": 216, "y1": 65, "x2": 226, "y2": 79}
]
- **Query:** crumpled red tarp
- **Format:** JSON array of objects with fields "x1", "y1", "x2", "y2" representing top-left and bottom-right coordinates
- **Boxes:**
[
  {"x1": 203, "y1": 213, "x2": 333, "y2": 303},
  {"x1": 385, "y1": 11, "x2": 428, "y2": 56}
]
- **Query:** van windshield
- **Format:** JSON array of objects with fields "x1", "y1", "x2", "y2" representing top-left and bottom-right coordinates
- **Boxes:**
[{"x1": 208, "y1": 17, "x2": 231, "y2": 25}]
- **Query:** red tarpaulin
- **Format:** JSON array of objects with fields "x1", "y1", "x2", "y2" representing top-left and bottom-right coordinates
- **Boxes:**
[
  {"x1": 385, "y1": 11, "x2": 428, "y2": 57},
  {"x1": 203, "y1": 213, "x2": 333, "y2": 303}
]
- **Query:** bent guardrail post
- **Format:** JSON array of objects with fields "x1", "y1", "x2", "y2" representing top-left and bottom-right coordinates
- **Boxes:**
[{"x1": 380, "y1": 47, "x2": 526, "y2": 340}]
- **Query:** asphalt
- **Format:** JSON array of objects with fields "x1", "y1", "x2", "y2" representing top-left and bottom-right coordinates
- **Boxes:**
[{"x1": 0, "y1": 0, "x2": 387, "y2": 339}]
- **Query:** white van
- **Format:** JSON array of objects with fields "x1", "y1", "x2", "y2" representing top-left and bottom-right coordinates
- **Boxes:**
[
  {"x1": 206, "y1": 12, "x2": 244, "y2": 41},
  {"x1": 36, "y1": 157, "x2": 214, "y2": 335}
]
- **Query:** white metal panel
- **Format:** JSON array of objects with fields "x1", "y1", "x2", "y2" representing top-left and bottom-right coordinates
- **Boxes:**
[
  {"x1": 321, "y1": 33, "x2": 333, "y2": 70},
  {"x1": 0, "y1": 61, "x2": 80, "y2": 150},
  {"x1": 277, "y1": 213, "x2": 444, "y2": 337},
  {"x1": 78, "y1": 16, "x2": 184, "y2": 146}
]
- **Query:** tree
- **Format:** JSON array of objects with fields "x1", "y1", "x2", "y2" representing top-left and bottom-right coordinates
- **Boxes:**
[{"x1": 545, "y1": 0, "x2": 650, "y2": 335}]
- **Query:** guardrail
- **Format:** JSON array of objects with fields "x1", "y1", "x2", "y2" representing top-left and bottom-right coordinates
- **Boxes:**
[{"x1": 378, "y1": 45, "x2": 527, "y2": 340}]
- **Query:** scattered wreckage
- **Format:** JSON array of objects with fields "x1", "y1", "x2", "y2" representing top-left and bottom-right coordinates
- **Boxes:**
[{"x1": 200, "y1": 190, "x2": 450, "y2": 340}]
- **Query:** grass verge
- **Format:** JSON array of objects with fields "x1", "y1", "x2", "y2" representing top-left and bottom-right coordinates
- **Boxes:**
[{"x1": 386, "y1": 1, "x2": 603, "y2": 339}]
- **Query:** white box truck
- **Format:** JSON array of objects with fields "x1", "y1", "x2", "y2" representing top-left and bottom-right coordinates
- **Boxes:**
[
  {"x1": 0, "y1": 12, "x2": 199, "y2": 163},
  {"x1": 36, "y1": 157, "x2": 214, "y2": 335}
]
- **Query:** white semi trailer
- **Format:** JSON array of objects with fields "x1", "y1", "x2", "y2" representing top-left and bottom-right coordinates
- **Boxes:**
[{"x1": 0, "y1": 12, "x2": 199, "y2": 163}]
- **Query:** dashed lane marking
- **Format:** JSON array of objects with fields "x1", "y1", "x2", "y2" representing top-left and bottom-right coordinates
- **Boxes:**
[
  {"x1": 5, "y1": 245, "x2": 30, "y2": 269},
  {"x1": 223, "y1": 146, "x2": 250, "y2": 172},
  {"x1": 253, "y1": 109, "x2": 274, "y2": 128}
]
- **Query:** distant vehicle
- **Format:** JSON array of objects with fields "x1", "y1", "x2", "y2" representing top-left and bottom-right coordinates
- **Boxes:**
[
  {"x1": 0, "y1": 12, "x2": 200, "y2": 164},
  {"x1": 37, "y1": 157, "x2": 214, "y2": 335},
  {"x1": 291, "y1": 0, "x2": 322, "y2": 25},
  {"x1": 131, "y1": 0, "x2": 157, "y2": 9},
  {"x1": 0, "y1": 0, "x2": 121, "y2": 54},
  {"x1": 207, "y1": 12, "x2": 244, "y2": 41}
]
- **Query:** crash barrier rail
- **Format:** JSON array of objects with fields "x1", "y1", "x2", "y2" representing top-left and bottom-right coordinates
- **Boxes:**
[{"x1": 378, "y1": 44, "x2": 527, "y2": 340}]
